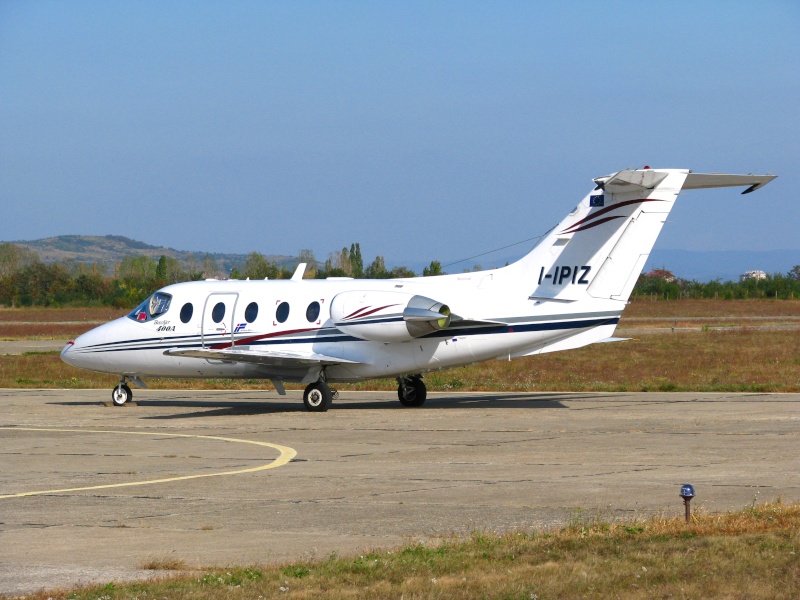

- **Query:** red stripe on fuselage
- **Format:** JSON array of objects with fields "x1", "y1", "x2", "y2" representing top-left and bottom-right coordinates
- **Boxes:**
[{"x1": 210, "y1": 326, "x2": 320, "y2": 350}]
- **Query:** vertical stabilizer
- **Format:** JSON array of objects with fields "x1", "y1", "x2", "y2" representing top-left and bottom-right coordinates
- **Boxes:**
[
  {"x1": 513, "y1": 169, "x2": 688, "y2": 303},
  {"x1": 510, "y1": 168, "x2": 776, "y2": 304}
]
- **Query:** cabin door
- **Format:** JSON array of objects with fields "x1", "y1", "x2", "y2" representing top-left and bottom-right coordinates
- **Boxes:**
[{"x1": 200, "y1": 293, "x2": 240, "y2": 348}]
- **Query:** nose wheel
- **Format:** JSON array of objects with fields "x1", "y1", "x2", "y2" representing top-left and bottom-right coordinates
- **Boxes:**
[
  {"x1": 397, "y1": 375, "x2": 427, "y2": 407},
  {"x1": 111, "y1": 382, "x2": 133, "y2": 406}
]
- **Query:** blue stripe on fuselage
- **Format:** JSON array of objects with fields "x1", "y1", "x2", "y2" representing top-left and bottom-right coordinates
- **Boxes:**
[{"x1": 71, "y1": 316, "x2": 619, "y2": 354}]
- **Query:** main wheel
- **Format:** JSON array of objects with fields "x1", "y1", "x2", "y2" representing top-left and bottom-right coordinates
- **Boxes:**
[
  {"x1": 398, "y1": 376, "x2": 426, "y2": 407},
  {"x1": 303, "y1": 381, "x2": 333, "y2": 412},
  {"x1": 111, "y1": 383, "x2": 132, "y2": 406}
]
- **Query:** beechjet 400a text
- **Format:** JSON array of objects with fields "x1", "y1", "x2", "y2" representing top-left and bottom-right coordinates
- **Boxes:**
[{"x1": 62, "y1": 168, "x2": 776, "y2": 411}]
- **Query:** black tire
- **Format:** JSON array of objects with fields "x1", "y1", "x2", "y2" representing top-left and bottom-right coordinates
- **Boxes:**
[
  {"x1": 111, "y1": 383, "x2": 132, "y2": 406},
  {"x1": 303, "y1": 381, "x2": 333, "y2": 412},
  {"x1": 398, "y1": 377, "x2": 426, "y2": 407}
]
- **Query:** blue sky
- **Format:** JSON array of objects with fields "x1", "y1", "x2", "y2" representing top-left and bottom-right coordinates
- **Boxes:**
[{"x1": 1, "y1": 1, "x2": 798, "y2": 270}]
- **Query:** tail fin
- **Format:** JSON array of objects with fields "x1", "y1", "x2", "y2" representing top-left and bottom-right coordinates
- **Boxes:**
[{"x1": 511, "y1": 168, "x2": 776, "y2": 303}]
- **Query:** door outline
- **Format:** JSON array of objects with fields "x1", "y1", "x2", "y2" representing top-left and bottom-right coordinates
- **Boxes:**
[{"x1": 201, "y1": 292, "x2": 240, "y2": 349}]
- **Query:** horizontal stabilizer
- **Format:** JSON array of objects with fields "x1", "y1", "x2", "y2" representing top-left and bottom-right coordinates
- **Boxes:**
[
  {"x1": 164, "y1": 347, "x2": 362, "y2": 367},
  {"x1": 683, "y1": 173, "x2": 777, "y2": 194},
  {"x1": 593, "y1": 170, "x2": 668, "y2": 194}
]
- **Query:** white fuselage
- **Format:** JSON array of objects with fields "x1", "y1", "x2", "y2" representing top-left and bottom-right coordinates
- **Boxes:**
[{"x1": 61, "y1": 268, "x2": 622, "y2": 383}]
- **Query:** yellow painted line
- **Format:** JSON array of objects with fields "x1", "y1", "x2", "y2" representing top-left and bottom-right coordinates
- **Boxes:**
[{"x1": 0, "y1": 427, "x2": 297, "y2": 499}]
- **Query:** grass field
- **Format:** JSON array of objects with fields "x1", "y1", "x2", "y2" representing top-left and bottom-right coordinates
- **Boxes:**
[
  {"x1": 1, "y1": 299, "x2": 799, "y2": 392},
  {"x1": 24, "y1": 501, "x2": 800, "y2": 599}
]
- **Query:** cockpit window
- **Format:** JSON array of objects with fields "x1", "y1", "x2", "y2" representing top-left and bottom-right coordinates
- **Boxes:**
[{"x1": 128, "y1": 292, "x2": 173, "y2": 323}]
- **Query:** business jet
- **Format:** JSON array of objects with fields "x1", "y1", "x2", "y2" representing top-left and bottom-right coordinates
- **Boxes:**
[{"x1": 61, "y1": 168, "x2": 775, "y2": 411}]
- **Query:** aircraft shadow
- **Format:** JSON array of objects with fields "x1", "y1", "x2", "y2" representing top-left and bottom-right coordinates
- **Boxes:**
[{"x1": 49, "y1": 392, "x2": 597, "y2": 419}]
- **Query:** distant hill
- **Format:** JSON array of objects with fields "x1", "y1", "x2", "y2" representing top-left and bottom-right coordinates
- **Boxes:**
[
  {"x1": 7, "y1": 235, "x2": 798, "y2": 282},
  {"x1": 10, "y1": 235, "x2": 297, "y2": 274}
]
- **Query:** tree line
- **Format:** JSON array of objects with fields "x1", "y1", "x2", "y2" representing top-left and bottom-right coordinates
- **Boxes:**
[
  {"x1": 0, "y1": 242, "x2": 444, "y2": 308},
  {"x1": 0, "y1": 241, "x2": 797, "y2": 307},
  {"x1": 631, "y1": 267, "x2": 800, "y2": 300}
]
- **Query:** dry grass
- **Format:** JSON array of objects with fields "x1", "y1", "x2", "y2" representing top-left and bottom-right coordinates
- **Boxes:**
[
  {"x1": 140, "y1": 558, "x2": 190, "y2": 571},
  {"x1": 22, "y1": 501, "x2": 800, "y2": 599},
  {"x1": 624, "y1": 297, "x2": 800, "y2": 318},
  {"x1": 0, "y1": 323, "x2": 101, "y2": 340},
  {"x1": 3, "y1": 327, "x2": 799, "y2": 392},
  {"x1": 0, "y1": 306, "x2": 128, "y2": 322},
  {"x1": 436, "y1": 328, "x2": 800, "y2": 393}
]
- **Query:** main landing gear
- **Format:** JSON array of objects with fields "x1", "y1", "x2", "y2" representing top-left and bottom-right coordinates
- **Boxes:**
[
  {"x1": 303, "y1": 381, "x2": 339, "y2": 412},
  {"x1": 397, "y1": 375, "x2": 427, "y2": 407}
]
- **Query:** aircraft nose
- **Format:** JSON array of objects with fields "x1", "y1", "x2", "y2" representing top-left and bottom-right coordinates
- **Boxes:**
[
  {"x1": 60, "y1": 337, "x2": 85, "y2": 369},
  {"x1": 60, "y1": 341, "x2": 75, "y2": 360},
  {"x1": 60, "y1": 329, "x2": 106, "y2": 371}
]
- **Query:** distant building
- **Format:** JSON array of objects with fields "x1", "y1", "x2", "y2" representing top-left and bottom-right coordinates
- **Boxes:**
[
  {"x1": 645, "y1": 268, "x2": 675, "y2": 282},
  {"x1": 740, "y1": 270, "x2": 767, "y2": 282}
]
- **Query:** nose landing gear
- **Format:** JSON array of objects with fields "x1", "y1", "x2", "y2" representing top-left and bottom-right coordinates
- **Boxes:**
[
  {"x1": 110, "y1": 375, "x2": 146, "y2": 406},
  {"x1": 112, "y1": 379, "x2": 133, "y2": 406}
]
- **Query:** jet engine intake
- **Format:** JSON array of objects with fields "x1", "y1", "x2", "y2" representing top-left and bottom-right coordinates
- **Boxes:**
[{"x1": 330, "y1": 290, "x2": 451, "y2": 343}]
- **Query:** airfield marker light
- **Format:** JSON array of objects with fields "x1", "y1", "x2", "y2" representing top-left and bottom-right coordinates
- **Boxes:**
[{"x1": 679, "y1": 484, "x2": 695, "y2": 523}]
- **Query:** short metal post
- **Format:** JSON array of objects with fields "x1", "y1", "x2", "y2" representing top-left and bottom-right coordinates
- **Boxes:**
[
  {"x1": 680, "y1": 484, "x2": 695, "y2": 524},
  {"x1": 683, "y1": 496, "x2": 692, "y2": 523}
]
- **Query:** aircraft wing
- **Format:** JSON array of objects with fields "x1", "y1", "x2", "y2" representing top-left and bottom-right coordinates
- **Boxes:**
[
  {"x1": 163, "y1": 347, "x2": 363, "y2": 367},
  {"x1": 450, "y1": 315, "x2": 509, "y2": 327}
]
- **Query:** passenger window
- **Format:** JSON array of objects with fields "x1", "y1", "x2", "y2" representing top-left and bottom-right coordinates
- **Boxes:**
[
  {"x1": 212, "y1": 302, "x2": 225, "y2": 323},
  {"x1": 276, "y1": 301, "x2": 290, "y2": 323},
  {"x1": 306, "y1": 301, "x2": 320, "y2": 322},
  {"x1": 180, "y1": 303, "x2": 193, "y2": 323},
  {"x1": 245, "y1": 302, "x2": 258, "y2": 323}
]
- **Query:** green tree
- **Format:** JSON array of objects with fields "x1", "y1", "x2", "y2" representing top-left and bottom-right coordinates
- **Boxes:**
[
  {"x1": 350, "y1": 243, "x2": 363, "y2": 277},
  {"x1": 243, "y1": 252, "x2": 279, "y2": 279},
  {"x1": 388, "y1": 266, "x2": 415, "y2": 278},
  {"x1": 0, "y1": 243, "x2": 38, "y2": 277},
  {"x1": 423, "y1": 260, "x2": 443, "y2": 277},
  {"x1": 327, "y1": 247, "x2": 352, "y2": 275},
  {"x1": 12, "y1": 263, "x2": 73, "y2": 306},
  {"x1": 298, "y1": 249, "x2": 317, "y2": 278},
  {"x1": 202, "y1": 254, "x2": 219, "y2": 279},
  {"x1": 365, "y1": 255, "x2": 387, "y2": 278},
  {"x1": 73, "y1": 272, "x2": 109, "y2": 304},
  {"x1": 118, "y1": 255, "x2": 156, "y2": 281},
  {"x1": 155, "y1": 255, "x2": 168, "y2": 283},
  {"x1": 163, "y1": 256, "x2": 186, "y2": 283}
]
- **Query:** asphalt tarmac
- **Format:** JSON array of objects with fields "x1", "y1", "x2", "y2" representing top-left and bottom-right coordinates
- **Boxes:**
[{"x1": 1, "y1": 388, "x2": 798, "y2": 595}]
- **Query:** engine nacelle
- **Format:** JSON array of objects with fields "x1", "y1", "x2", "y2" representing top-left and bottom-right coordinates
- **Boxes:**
[{"x1": 330, "y1": 290, "x2": 451, "y2": 343}]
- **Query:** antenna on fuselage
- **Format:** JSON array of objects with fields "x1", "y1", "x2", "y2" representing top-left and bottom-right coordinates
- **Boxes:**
[{"x1": 291, "y1": 263, "x2": 307, "y2": 281}]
